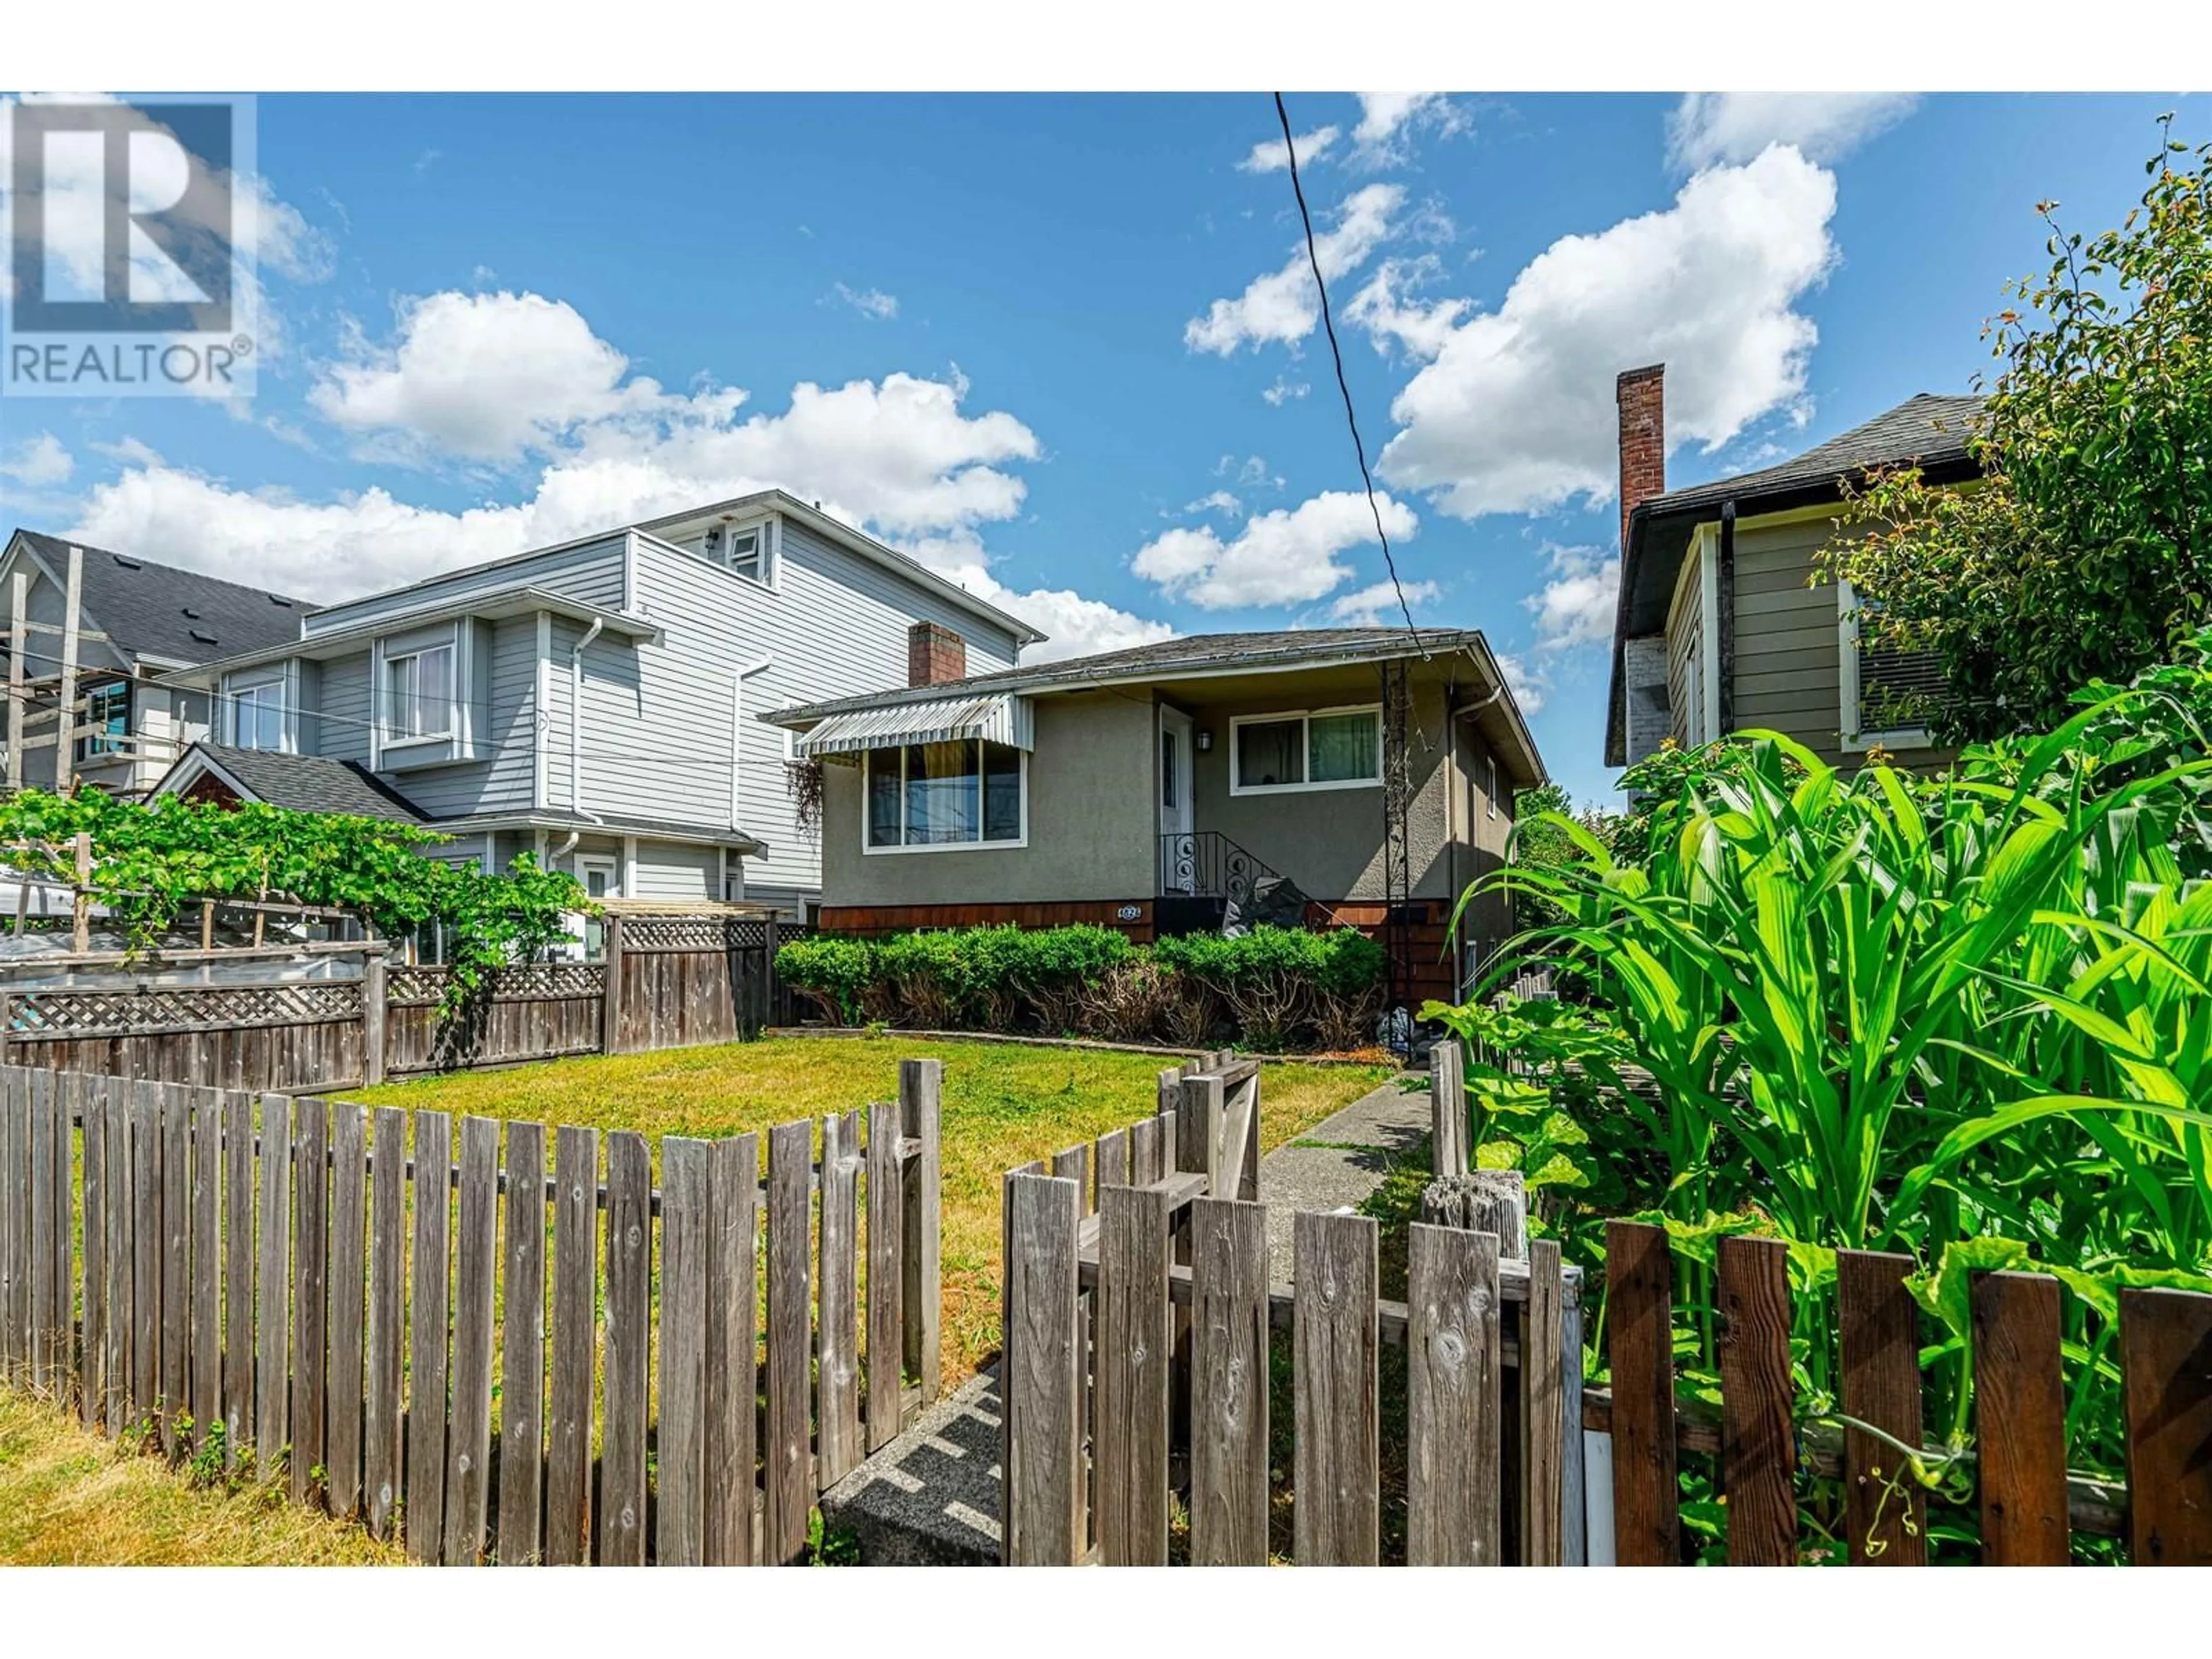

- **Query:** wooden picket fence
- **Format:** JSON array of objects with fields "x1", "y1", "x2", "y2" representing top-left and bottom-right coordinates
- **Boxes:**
[
  {"x1": 1596, "y1": 1220, "x2": 2212, "y2": 1567},
  {"x1": 0, "y1": 1058, "x2": 944, "y2": 1565},
  {"x1": 1001, "y1": 1051, "x2": 1585, "y2": 1565}
]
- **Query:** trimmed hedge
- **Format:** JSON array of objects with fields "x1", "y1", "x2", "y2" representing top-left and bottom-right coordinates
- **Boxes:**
[{"x1": 775, "y1": 923, "x2": 1385, "y2": 1052}]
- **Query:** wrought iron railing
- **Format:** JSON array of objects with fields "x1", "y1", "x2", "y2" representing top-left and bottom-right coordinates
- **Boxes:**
[{"x1": 1157, "y1": 831, "x2": 1278, "y2": 907}]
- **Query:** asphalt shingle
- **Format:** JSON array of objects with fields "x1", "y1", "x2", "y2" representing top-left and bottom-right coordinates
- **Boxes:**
[{"x1": 14, "y1": 531, "x2": 307, "y2": 665}]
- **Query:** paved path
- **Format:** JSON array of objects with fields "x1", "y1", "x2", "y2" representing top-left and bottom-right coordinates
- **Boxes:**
[
  {"x1": 819, "y1": 1071, "x2": 1431, "y2": 1562},
  {"x1": 1255, "y1": 1073, "x2": 1429, "y2": 1281}
]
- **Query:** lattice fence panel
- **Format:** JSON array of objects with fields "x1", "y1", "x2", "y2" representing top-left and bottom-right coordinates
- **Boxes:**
[
  {"x1": 388, "y1": 963, "x2": 604, "y2": 1007},
  {"x1": 623, "y1": 915, "x2": 767, "y2": 954},
  {"x1": 10, "y1": 979, "x2": 363, "y2": 1037}
]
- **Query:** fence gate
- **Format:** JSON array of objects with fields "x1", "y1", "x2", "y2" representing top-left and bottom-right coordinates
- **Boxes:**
[{"x1": 1000, "y1": 1052, "x2": 1584, "y2": 1566}]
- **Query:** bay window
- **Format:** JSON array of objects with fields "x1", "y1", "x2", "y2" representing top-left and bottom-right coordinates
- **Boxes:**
[
  {"x1": 864, "y1": 738, "x2": 1025, "y2": 850},
  {"x1": 1230, "y1": 705, "x2": 1382, "y2": 794}
]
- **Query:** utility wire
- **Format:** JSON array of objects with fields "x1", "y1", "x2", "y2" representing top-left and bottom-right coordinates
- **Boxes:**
[{"x1": 1272, "y1": 90, "x2": 1429, "y2": 659}]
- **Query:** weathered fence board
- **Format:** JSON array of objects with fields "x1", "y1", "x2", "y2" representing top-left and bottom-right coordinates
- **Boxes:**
[
  {"x1": 290, "y1": 1097, "x2": 329, "y2": 1506},
  {"x1": 327, "y1": 1101, "x2": 366, "y2": 1521},
  {"x1": 1972, "y1": 1269, "x2": 2069, "y2": 1566},
  {"x1": 866, "y1": 1099, "x2": 903, "y2": 1456},
  {"x1": 1406, "y1": 1221, "x2": 1500, "y2": 1566},
  {"x1": 158, "y1": 1084, "x2": 189, "y2": 1450},
  {"x1": 1522, "y1": 1237, "x2": 1566, "y2": 1566},
  {"x1": 444, "y1": 1115, "x2": 498, "y2": 1564},
  {"x1": 2120, "y1": 1286, "x2": 2212, "y2": 1566},
  {"x1": 364, "y1": 1105, "x2": 406, "y2": 1537},
  {"x1": 1716, "y1": 1234, "x2": 1796, "y2": 1567},
  {"x1": 1293, "y1": 1210, "x2": 1380, "y2": 1566},
  {"x1": 764, "y1": 1117, "x2": 812, "y2": 1566},
  {"x1": 1005, "y1": 1172, "x2": 1082, "y2": 1566},
  {"x1": 497, "y1": 1119, "x2": 546, "y2": 1565},
  {"x1": 0, "y1": 1072, "x2": 21, "y2": 1387},
  {"x1": 130, "y1": 1082, "x2": 161, "y2": 1425},
  {"x1": 900, "y1": 1058, "x2": 942, "y2": 1402},
  {"x1": 189, "y1": 1087, "x2": 222, "y2": 1457},
  {"x1": 104, "y1": 1089, "x2": 131, "y2": 1435},
  {"x1": 599, "y1": 1130, "x2": 651, "y2": 1566},
  {"x1": 817, "y1": 1108, "x2": 862, "y2": 1488},
  {"x1": 705, "y1": 1131, "x2": 759, "y2": 1566},
  {"x1": 1605, "y1": 1220, "x2": 1677, "y2": 1567},
  {"x1": 221, "y1": 1085, "x2": 252, "y2": 1460},
  {"x1": 657, "y1": 1136, "x2": 710, "y2": 1567},
  {"x1": 28, "y1": 1071, "x2": 62, "y2": 1397},
  {"x1": 1838, "y1": 1249, "x2": 1927, "y2": 1566},
  {"x1": 78, "y1": 1080, "x2": 107, "y2": 1431},
  {"x1": 544, "y1": 1124, "x2": 598, "y2": 1566},
  {"x1": 1096, "y1": 1182, "x2": 1171, "y2": 1566},
  {"x1": 405, "y1": 1108, "x2": 450, "y2": 1560},
  {"x1": 1187, "y1": 1196, "x2": 1269, "y2": 1566}
]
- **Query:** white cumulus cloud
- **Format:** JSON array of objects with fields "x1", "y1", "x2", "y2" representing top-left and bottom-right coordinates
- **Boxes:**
[
  {"x1": 1238, "y1": 124, "x2": 1339, "y2": 173},
  {"x1": 1378, "y1": 145, "x2": 1839, "y2": 519},
  {"x1": 0, "y1": 433, "x2": 74, "y2": 488},
  {"x1": 1184, "y1": 183, "x2": 1402, "y2": 355},
  {"x1": 1327, "y1": 578, "x2": 1440, "y2": 627},
  {"x1": 1666, "y1": 93, "x2": 1919, "y2": 172},
  {"x1": 1344, "y1": 256, "x2": 1472, "y2": 362},
  {"x1": 1132, "y1": 490, "x2": 1417, "y2": 609},
  {"x1": 1351, "y1": 93, "x2": 1468, "y2": 166},
  {"x1": 1526, "y1": 544, "x2": 1620, "y2": 650}
]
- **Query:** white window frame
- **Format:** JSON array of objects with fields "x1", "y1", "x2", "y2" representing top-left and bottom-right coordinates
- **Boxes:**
[
  {"x1": 1837, "y1": 578, "x2": 1933, "y2": 751},
  {"x1": 1227, "y1": 703, "x2": 1384, "y2": 796},
  {"x1": 575, "y1": 854, "x2": 619, "y2": 900},
  {"x1": 859, "y1": 740, "x2": 1029, "y2": 855},
  {"x1": 384, "y1": 639, "x2": 457, "y2": 743},
  {"x1": 230, "y1": 678, "x2": 286, "y2": 752},
  {"x1": 703, "y1": 514, "x2": 781, "y2": 590}
]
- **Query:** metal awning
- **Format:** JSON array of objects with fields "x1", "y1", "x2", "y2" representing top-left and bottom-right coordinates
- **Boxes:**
[{"x1": 793, "y1": 693, "x2": 1032, "y2": 760}]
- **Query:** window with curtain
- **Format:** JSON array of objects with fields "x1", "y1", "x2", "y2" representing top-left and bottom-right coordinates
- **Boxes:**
[
  {"x1": 865, "y1": 739, "x2": 1025, "y2": 849},
  {"x1": 1232, "y1": 707, "x2": 1381, "y2": 792},
  {"x1": 386, "y1": 642, "x2": 456, "y2": 739}
]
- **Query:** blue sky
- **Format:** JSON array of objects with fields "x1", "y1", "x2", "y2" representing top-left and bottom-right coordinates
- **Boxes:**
[{"x1": 0, "y1": 90, "x2": 2186, "y2": 805}]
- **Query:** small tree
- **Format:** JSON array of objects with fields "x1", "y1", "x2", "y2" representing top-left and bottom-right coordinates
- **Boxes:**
[{"x1": 1822, "y1": 117, "x2": 2212, "y2": 742}]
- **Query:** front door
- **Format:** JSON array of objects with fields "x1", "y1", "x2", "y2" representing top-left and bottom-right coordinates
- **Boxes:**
[{"x1": 1158, "y1": 706, "x2": 1195, "y2": 892}]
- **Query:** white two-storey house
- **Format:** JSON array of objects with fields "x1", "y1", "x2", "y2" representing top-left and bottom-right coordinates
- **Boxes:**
[{"x1": 154, "y1": 492, "x2": 1041, "y2": 920}]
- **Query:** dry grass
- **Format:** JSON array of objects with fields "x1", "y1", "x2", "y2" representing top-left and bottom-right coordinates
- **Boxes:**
[
  {"x1": 356, "y1": 1036, "x2": 1392, "y2": 1380},
  {"x1": 0, "y1": 1387, "x2": 402, "y2": 1566}
]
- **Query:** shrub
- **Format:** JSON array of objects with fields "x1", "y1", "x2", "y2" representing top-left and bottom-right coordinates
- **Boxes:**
[
  {"x1": 1155, "y1": 926, "x2": 1385, "y2": 1051},
  {"x1": 775, "y1": 934, "x2": 873, "y2": 1024}
]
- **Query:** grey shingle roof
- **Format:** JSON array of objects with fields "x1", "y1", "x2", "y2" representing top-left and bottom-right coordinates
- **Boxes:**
[
  {"x1": 13, "y1": 531, "x2": 307, "y2": 665},
  {"x1": 768, "y1": 627, "x2": 1490, "y2": 723},
  {"x1": 188, "y1": 745, "x2": 429, "y2": 824},
  {"x1": 1635, "y1": 393, "x2": 1986, "y2": 525}
]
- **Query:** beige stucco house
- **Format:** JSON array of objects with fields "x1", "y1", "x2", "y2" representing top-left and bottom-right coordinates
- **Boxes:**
[
  {"x1": 1607, "y1": 365, "x2": 1982, "y2": 771},
  {"x1": 765, "y1": 627, "x2": 1545, "y2": 1010}
]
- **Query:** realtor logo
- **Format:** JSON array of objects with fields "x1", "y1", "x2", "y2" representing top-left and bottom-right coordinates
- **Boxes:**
[{"x1": 3, "y1": 93, "x2": 259, "y2": 397}]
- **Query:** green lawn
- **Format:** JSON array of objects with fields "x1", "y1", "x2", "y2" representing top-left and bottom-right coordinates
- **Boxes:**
[{"x1": 356, "y1": 1036, "x2": 1393, "y2": 1380}]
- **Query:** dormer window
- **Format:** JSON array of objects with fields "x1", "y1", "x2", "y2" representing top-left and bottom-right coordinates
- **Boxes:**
[{"x1": 702, "y1": 517, "x2": 778, "y2": 586}]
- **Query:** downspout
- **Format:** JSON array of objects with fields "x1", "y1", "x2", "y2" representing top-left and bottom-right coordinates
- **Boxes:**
[{"x1": 569, "y1": 618, "x2": 604, "y2": 826}]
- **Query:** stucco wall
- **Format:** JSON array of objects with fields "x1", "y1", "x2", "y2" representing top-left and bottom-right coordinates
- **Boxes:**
[
  {"x1": 819, "y1": 690, "x2": 1157, "y2": 905},
  {"x1": 1190, "y1": 679, "x2": 1461, "y2": 902}
]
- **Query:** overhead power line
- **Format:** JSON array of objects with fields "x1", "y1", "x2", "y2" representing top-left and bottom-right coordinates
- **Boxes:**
[{"x1": 1271, "y1": 90, "x2": 1429, "y2": 659}]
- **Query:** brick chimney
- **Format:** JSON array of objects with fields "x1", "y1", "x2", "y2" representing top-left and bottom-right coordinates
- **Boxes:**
[
  {"x1": 907, "y1": 620, "x2": 967, "y2": 688},
  {"x1": 1616, "y1": 363, "x2": 1666, "y2": 553}
]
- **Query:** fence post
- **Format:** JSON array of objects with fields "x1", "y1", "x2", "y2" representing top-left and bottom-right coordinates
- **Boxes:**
[
  {"x1": 1003, "y1": 1169, "x2": 1082, "y2": 1565},
  {"x1": 599, "y1": 912, "x2": 626, "y2": 1056},
  {"x1": 1431, "y1": 1039, "x2": 1467, "y2": 1179},
  {"x1": 360, "y1": 943, "x2": 388, "y2": 1087},
  {"x1": 71, "y1": 832, "x2": 92, "y2": 954},
  {"x1": 1605, "y1": 1220, "x2": 1678, "y2": 1566},
  {"x1": 900, "y1": 1057, "x2": 942, "y2": 1403},
  {"x1": 762, "y1": 914, "x2": 778, "y2": 1033}
]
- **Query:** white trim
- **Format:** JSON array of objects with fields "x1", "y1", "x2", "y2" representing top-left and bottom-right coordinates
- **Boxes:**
[
  {"x1": 576, "y1": 853, "x2": 619, "y2": 901},
  {"x1": 859, "y1": 741, "x2": 1031, "y2": 855},
  {"x1": 1226, "y1": 703, "x2": 1384, "y2": 796},
  {"x1": 1486, "y1": 752, "x2": 1498, "y2": 820},
  {"x1": 622, "y1": 531, "x2": 639, "y2": 614},
  {"x1": 621, "y1": 835, "x2": 639, "y2": 896},
  {"x1": 533, "y1": 611, "x2": 551, "y2": 809},
  {"x1": 1698, "y1": 524, "x2": 1722, "y2": 741},
  {"x1": 1836, "y1": 578, "x2": 1933, "y2": 751}
]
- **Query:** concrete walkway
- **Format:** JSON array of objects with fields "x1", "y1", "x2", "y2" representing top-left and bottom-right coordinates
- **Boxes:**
[
  {"x1": 1253, "y1": 1073, "x2": 1429, "y2": 1281},
  {"x1": 819, "y1": 1074, "x2": 1430, "y2": 1561}
]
